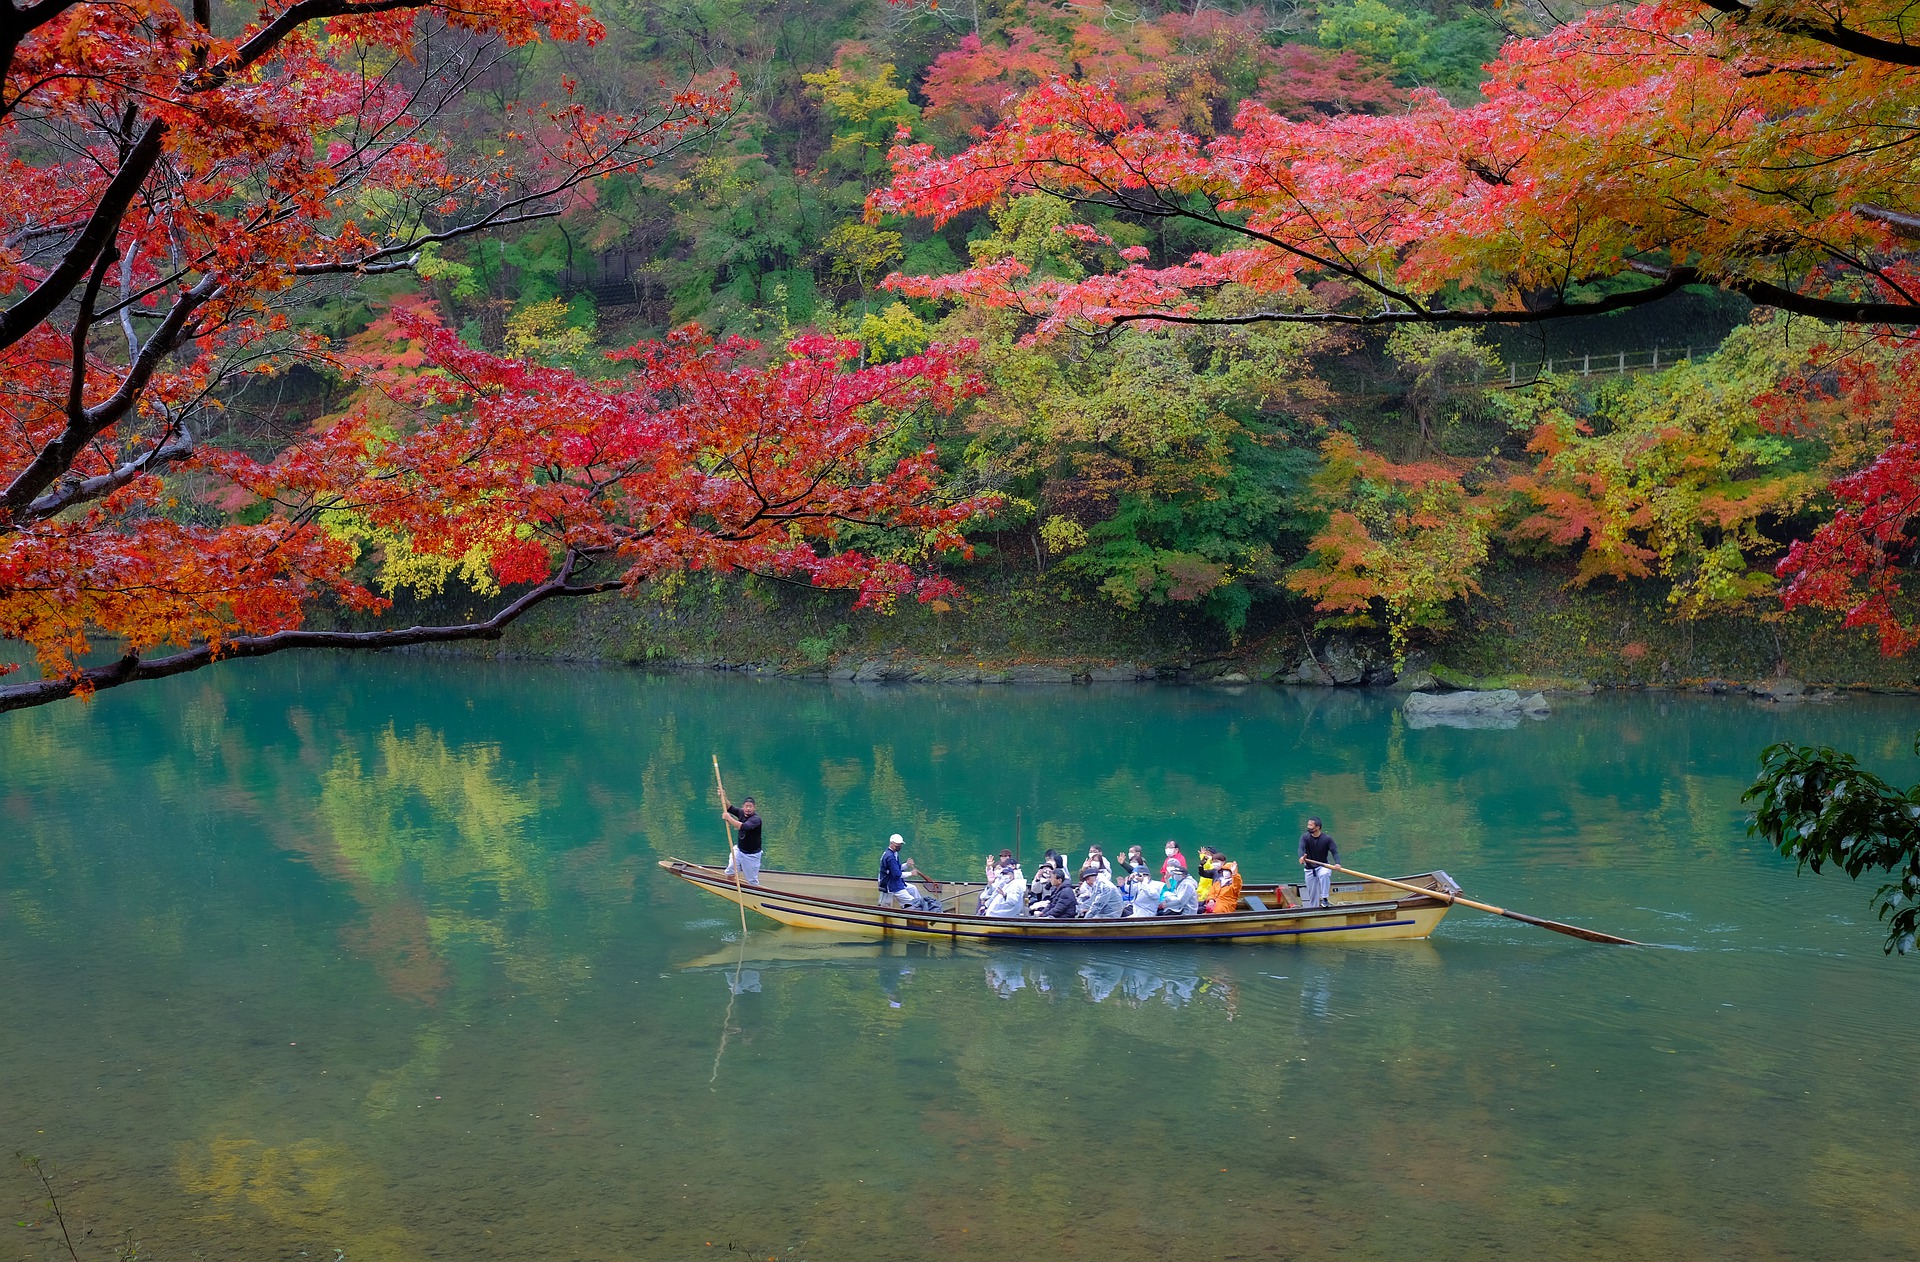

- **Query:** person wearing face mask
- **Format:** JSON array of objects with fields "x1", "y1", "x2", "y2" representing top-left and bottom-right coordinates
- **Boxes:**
[
  {"x1": 1156, "y1": 864, "x2": 1199, "y2": 916},
  {"x1": 1124, "y1": 864, "x2": 1163, "y2": 918},
  {"x1": 1160, "y1": 839, "x2": 1189, "y2": 879},
  {"x1": 981, "y1": 864, "x2": 1027, "y2": 917},
  {"x1": 1204, "y1": 856, "x2": 1243, "y2": 914},
  {"x1": 1078, "y1": 866, "x2": 1125, "y2": 919}
]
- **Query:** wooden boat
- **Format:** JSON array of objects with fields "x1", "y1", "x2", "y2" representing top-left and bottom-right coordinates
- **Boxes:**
[{"x1": 659, "y1": 858, "x2": 1459, "y2": 944}]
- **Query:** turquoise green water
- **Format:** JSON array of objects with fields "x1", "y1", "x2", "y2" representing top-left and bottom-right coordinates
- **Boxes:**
[{"x1": 4, "y1": 659, "x2": 1919, "y2": 1260}]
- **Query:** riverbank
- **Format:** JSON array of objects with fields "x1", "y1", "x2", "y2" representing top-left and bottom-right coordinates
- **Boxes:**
[{"x1": 387, "y1": 563, "x2": 1919, "y2": 695}]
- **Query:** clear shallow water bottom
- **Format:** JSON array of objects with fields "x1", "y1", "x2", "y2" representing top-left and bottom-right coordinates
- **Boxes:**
[{"x1": 4, "y1": 658, "x2": 1919, "y2": 1260}]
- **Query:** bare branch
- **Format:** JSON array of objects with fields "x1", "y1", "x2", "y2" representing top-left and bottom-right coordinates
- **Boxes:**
[
  {"x1": 19, "y1": 423, "x2": 194, "y2": 525},
  {"x1": 0, "y1": 117, "x2": 165, "y2": 356}
]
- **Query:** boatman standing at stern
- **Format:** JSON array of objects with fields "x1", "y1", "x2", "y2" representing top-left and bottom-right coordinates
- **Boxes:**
[
  {"x1": 1299, "y1": 817, "x2": 1337, "y2": 908},
  {"x1": 723, "y1": 796, "x2": 764, "y2": 885}
]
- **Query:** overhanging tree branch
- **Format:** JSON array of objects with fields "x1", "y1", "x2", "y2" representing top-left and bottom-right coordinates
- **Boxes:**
[
  {"x1": 0, "y1": 553, "x2": 622, "y2": 713},
  {"x1": 1698, "y1": 0, "x2": 1920, "y2": 68}
]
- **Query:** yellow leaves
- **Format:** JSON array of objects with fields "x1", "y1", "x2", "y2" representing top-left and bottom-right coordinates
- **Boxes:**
[
  {"x1": 320, "y1": 511, "x2": 521, "y2": 601},
  {"x1": 1040, "y1": 514, "x2": 1089, "y2": 555},
  {"x1": 821, "y1": 221, "x2": 903, "y2": 284},
  {"x1": 802, "y1": 51, "x2": 919, "y2": 176},
  {"x1": 802, "y1": 63, "x2": 911, "y2": 127},
  {"x1": 502, "y1": 297, "x2": 595, "y2": 365},
  {"x1": 855, "y1": 302, "x2": 930, "y2": 361}
]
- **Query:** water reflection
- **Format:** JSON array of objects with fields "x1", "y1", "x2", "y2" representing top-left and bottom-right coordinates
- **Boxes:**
[
  {"x1": 9, "y1": 659, "x2": 1920, "y2": 1262},
  {"x1": 681, "y1": 934, "x2": 1249, "y2": 1014}
]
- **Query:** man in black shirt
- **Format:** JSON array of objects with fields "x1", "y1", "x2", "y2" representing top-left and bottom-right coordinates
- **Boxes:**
[
  {"x1": 1299, "y1": 817, "x2": 1338, "y2": 907},
  {"x1": 723, "y1": 796, "x2": 764, "y2": 885},
  {"x1": 1032, "y1": 867, "x2": 1078, "y2": 919}
]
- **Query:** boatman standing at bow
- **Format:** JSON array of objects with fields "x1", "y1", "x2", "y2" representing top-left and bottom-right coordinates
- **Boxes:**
[
  {"x1": 722, "y1": 796, "x2": 764, "y2": 885},
  {"x1": 1299, "y1": 816, "x2": 1338, "y2": 907}
]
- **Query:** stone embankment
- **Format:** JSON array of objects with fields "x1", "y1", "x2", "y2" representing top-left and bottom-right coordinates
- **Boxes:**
[{"x1": 685, "y1": 636, "x2": 1847, "y2": 703}]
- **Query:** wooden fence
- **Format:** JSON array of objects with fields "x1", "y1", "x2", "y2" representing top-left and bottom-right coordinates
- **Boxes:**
[{"x1": 1485, "y1": 345, "x2": 1697, "y2": 386}]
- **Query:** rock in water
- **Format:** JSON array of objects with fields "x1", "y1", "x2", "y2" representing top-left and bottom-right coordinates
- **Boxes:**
[{"x1": 1403, "y1": 689, "x2": 1551, "y2": 730}]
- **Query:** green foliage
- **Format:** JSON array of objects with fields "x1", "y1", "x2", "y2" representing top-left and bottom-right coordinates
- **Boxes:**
[
  {"x1": 797, "y1": 623, "x2": 852, "y2": 665},
  {"x1": 1502, "y1": 322, "x2": 1827, "y2": 618},
  {"x1": 1058, "y1": 438, "x2": 1322, "y2": 637},
  {"x1": 1319, "y1": 0, "x2": 1431, "y2": 77},
  {"x1": 1317, "y1": 0, "x2": 1499, "y2": 97},
  {"x1": 416, "y1": 242, "x2": 480, "y2": 300},
  {"x1": 1746, "y1": 734, "x2": 1920, "y2": 956}
]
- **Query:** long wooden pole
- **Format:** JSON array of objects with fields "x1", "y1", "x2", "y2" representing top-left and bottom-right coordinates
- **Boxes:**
[
  {"x1": 1307, "y1": 860, "x2": 1641, "y2": 946},
  {"x1": 713, "y1": 755, "x2": 748, "y2": 939}
]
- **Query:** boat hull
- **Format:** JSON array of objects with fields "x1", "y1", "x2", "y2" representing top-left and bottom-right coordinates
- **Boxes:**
[{"x1": 660, "y1": 859, "x2": 1453, "y2": 945}]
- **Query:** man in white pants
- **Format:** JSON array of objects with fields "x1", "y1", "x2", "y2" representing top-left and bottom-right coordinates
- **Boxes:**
[
  {"x1": 1299, "y1": 817, "x2": 1338, "y2": 908},
  {"x1": 876, "y1": 834, "x2": 924, "y2": 908},
  {"x1": 722, "y1": 797, "x2": 764, "y2": 885}
]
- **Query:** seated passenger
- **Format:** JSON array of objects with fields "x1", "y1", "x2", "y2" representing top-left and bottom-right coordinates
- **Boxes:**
[
  {"x1": 1204, "y1": 858, "x2": 1243, "y2": 914},
  {"x1": 1033, "y1": 867, "x2": 1078, "y2": 918},
  {"x1": 1156, "y1": 864, "x2": 1200, "y2": 916},
  {"x1": 981, "y1": 870, "x2": 1026, "y2": 917},
  {"x1": 1083, "y1": 845, "x2": 1112, "y2": 876},
  {"x1": 978, "y1": 851, "x2": 1022, "y2": 911},
  {"x1": 1029, "y1": 862, "x2": 1055, "y2": 904},
  {"x1": 1080, "y1": 867, "x2": 1125, "y2": 919},
  {"x1": 1195, "y1": 846, "x2": 1218, "y2": 903},
  {"x1": 1124, "y1": 866, "x2": 1164, "y2": 917}
]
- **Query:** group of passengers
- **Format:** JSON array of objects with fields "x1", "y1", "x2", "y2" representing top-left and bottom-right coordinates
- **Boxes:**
[{"x1": 972, "y1": 839, "x2": 1247, "y2": 919}]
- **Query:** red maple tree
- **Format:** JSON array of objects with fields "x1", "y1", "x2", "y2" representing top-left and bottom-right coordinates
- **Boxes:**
[
  {"x1": 879, "y1": 2, "x2": 1920, "y2": 332},
  {"x1": 878, "y1": 0, "x2": 1920, "y2": 649},
  {"x1": 0, "y1": 2, "x2": 985, "y2": 711}
]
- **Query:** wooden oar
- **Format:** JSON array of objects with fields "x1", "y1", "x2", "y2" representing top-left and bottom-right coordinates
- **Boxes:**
[
  {"x1": 1307, "y1": 860, "x2": 1642, "y2": 946},
  {"x1": 712, "y1": 755, "x2": 749, "y2": 939}
]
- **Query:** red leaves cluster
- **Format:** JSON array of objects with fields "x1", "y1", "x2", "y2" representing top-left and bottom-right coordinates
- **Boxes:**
[
  {"x1": 254, "y1": 308, "x2": 983, "y2": 602},
  {"x1": 5, "y1": 310, "x2": 990, "y2": 687},
  {"x1": 1776, "y1": 338, "x2": 1920, "y2": 652},
  {"x1": 878, "y1": 3, "x2": 1920, "y2": 333},
  {"x1": 920, "y1": 8, "x2": 1397, "y2": 141}
]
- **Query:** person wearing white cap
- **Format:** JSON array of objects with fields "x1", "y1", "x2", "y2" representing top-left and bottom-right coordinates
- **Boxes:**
[{"x1": 876, "y1": 833, "x2": 923, "y2": 909}]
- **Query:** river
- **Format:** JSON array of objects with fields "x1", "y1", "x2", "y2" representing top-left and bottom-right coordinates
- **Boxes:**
[{"x1": 4, "y1": 657, "x2": 1917, "y2": 1260}]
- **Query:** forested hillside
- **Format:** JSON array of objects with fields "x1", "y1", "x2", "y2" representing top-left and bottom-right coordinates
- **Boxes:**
[
  {"x1": 285, "y1": 0, "x2": 1870, "y2": 680},
  {"x1": 11, "y1": 0, "x2": 1916, "y2": 701}
]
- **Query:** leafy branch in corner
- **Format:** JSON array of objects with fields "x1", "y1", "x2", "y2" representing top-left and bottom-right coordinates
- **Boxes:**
[
  {"x1": 1744, "y1": 735, "x2": 1920, "y2": 955},
  {"x1": 14, "y1": 1154, "x2": 138, "y2": 1262}
]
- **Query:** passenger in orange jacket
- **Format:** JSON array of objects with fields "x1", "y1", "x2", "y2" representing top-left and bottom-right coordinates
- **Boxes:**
[{"x1": 1205, "y1": 859, "x2": 1243, "y2": 914}]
